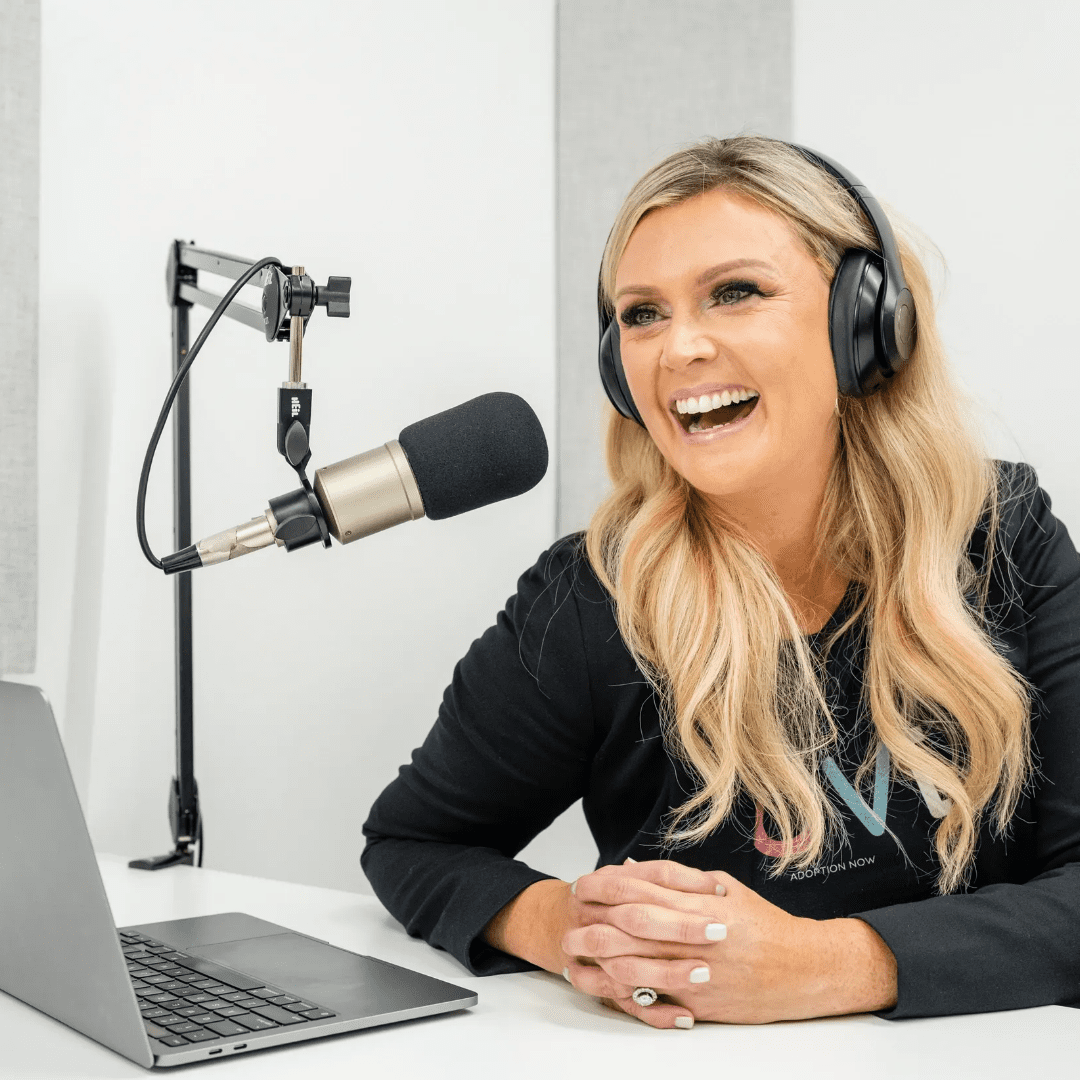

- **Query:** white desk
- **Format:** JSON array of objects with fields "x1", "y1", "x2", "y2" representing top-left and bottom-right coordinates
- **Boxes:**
[{"x1": 0, "y1": 855, "x2": 1075, "y2": 1079}]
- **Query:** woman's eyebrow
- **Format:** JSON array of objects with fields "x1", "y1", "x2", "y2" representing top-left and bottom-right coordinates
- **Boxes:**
[{"x1": 614, "y1": 258, "x2": 778, "y2": 301}]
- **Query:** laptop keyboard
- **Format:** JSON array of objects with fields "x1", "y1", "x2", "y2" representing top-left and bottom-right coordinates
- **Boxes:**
[{"x1": 120, "y1": 931, "x2": 337, "y2": 1049}]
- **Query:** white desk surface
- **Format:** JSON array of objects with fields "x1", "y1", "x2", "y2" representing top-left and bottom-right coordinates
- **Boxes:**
[{"x1": 0, "y1": 854, "x2": 1075, "y2": 1079}]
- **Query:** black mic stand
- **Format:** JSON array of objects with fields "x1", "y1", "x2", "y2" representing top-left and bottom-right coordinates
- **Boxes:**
[{"x1": 130, "y1": 242, "x2": 348, "y2": 871}]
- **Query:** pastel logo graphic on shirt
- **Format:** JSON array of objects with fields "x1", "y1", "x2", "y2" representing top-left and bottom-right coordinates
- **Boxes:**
[{"x1": 754, "y1": 743, "x2": 891, "y2": 855}]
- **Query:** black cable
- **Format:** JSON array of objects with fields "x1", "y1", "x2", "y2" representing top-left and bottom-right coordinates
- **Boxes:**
[{"x1": 137, "y1": 255, "x2": 284, "y2": 569}]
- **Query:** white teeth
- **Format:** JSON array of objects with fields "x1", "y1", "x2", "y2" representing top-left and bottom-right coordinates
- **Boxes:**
[
  {"x1": 688, "y1": 421, "x2": 701, "y2": 433},
  {"x1": 675, "y1": 388, "x2": 759, "y2": 415}
]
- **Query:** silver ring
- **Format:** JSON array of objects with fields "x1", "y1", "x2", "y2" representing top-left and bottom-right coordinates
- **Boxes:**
[{"x1": 632, "y1": 986, "x2": 658, "y2": 1007}]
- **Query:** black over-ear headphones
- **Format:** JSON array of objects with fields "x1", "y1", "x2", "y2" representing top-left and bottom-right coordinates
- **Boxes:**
[{"x1": 597, "y1": 143, "x2": 918, "y2": 426}]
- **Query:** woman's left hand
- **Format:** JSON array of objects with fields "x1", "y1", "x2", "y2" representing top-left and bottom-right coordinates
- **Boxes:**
[{"x1": 561, "y1": 860, "x2": 896, "y2": 1024}]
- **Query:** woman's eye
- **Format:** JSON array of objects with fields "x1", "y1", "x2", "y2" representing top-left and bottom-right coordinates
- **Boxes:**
[
  {"x1": 619, "y1": 304, "x2": 660, "y2": 328},
  {"x1": 713, "y1": 281, "x2": 760, "y2": 306}
]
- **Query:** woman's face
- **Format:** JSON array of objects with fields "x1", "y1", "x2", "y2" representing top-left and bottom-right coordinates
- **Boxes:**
[{"x1": 613, "y1": 188, "x2": 839, "y2": 506}]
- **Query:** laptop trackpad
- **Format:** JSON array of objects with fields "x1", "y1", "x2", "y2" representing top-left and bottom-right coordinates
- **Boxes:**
[{"x1": 189, "y1": 934, "x2": 464, "y2": 1015}]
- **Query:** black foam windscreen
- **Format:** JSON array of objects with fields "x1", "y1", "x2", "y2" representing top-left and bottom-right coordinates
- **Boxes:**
[{"x1": 397, "y1": 393, "x2": 549, "y2": 521}]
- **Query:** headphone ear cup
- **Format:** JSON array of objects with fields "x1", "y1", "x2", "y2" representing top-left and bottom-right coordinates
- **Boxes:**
[
  {"x1": 598, "y1": 317, "x2": 645, "y2": 426},
  {"x1": 829, "y1": 250, "x2": 885, "y2": 397}
]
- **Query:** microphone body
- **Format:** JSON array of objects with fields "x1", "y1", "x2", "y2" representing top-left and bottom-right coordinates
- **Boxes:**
[
  {"x1": 313, "y1": 440, "x2": 424, "y2": 544},
  {"x1": 162, "y1": 393, "x2": 547, "y2": 573}
]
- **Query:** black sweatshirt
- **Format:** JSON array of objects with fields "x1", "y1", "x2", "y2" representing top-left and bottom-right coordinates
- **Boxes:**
[{"x1": 361, "y1": 462, "x2": 1080, "y2": 1018}]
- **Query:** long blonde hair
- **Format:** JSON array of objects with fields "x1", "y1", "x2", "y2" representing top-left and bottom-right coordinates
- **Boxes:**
[{"x1": 585, "y1": 136, "x2": 1031, "y2": 892}]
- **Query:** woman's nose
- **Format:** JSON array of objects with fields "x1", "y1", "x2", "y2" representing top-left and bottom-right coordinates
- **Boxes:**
[{"x1": 660, "y1": 310, "x2": 720, "y2": 371}]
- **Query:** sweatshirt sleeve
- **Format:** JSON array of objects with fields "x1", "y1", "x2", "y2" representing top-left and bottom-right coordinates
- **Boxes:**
[
  {"x1": 361, "y1": 539, "x2": 596, "y2": 976},
  {"x1": 856, "y1": 464, "x2": 1080, "y2": 1017}
]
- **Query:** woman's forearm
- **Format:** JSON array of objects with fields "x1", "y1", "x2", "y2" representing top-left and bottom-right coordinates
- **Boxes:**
[
  {"x1": 807, "y1": 917, "x2": 898, "y2": 1015},
  {"x1": 482, "y1": 879, "x2": 573, "y2": 974}
]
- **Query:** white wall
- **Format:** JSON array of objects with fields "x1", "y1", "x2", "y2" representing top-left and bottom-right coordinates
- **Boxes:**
[
  {"x1": 39, "y1": 0, "x2": 556, "y2": 893},
  {"x1": 794, "y1": 0, "x2": 1080, "y2": 531}
]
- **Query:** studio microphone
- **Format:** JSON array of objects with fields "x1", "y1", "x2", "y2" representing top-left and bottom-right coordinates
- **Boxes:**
[{"x1": 161, "y1": 392, "x2": 548, "y2": 574}]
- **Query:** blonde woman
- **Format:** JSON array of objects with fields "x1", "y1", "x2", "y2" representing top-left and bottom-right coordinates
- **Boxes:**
[{"x1": 362, "y1": 137, "x2": 1080, "y2": 1028}]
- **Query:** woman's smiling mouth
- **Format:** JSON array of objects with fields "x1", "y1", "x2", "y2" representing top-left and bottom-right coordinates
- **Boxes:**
[{"x1": 672, "y1": 387, "x2": 760, "y2": 433}]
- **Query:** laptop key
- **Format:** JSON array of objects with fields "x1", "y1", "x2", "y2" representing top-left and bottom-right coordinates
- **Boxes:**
[
  {"x1": 179, "y1": 992, "x2": 215, "y2": 1004},
  {"x1": 136, "y1": 988, "x2": 163, "y2": 998},
  {"x1": 187, "y1": 1013, "x2": 218, "y2": 1026},
  {"x1": 140, "y1": 1007, "x2": 171, "y2": 1019},
  {"x1": 162, "y1": 952, "x2": 190, "y2": 961},
  {"x1": 162, "y1": 1021, "x2": 203, "y2": 1034},
  {"x1": 268, "y1": 995, "x2": 299, "y2": 1005},
  {"x1": 159, "y1": 1035, "x2": 187, "y2": 1047},
  {"x1": 284, "y1": 1001, "x2": 316, "y2": 1012},
  {"x1": 147, "y1": 993, "x2": 183, "y2": 1006},
  {"x1": 144, "y1": 1021, "x2": 171, "y2": 1039},
  {"x1": 301, "y1": 1010, "x2": 335, "y2": 1020},
  {"x1": 206, "y1": 1019, "x2": 248, "y2": 1038},
  {"x1": 218, "y1": 991, "x2": 248, "y2": 1002},
  {"x1": 234, "y1": 1014, "x2": 277, "y2": 1031},
  {"x1": 177, "y1": 974, "x2": 205, "y2": 984},
  {"x1": 249, "y1": 987, "x2": 281, "y2": 999},
  {"x1": 231, "y1": 997, "x2": 263, "y2": 1009},
  {"x1": 183, "y1": 1030, "x2": 219, "y2": 1043},
  {"x1": 252, "y1": 1004, "x2": 305, "y2": 1025}
]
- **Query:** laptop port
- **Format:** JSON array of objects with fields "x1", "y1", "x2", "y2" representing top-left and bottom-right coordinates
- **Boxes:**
[
  {"x1": 209, "y1": 1049, "x2": 222, "y2": 1056},
  {"x1": 233, "y1": 1044, "x2": 247, "y2": 1050}
]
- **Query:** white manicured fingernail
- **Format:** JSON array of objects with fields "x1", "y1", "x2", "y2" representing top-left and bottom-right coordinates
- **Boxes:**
[
  {"x1": 570, "y1": 879, "x2": 577, "y2": 896},
  {"x1": 624, "y1": 856, "x2": 638, "y2": 864},
  {"x1": 714, "y1": 884, "x2": 726, "y2": 895},
  {"x1": 689, "y1": 966, "x2": 711, "y2": 983},
  {"x1": 675, "y1": 1016, "x2": 694, "y2": 1029},
  {"x1": 562, "y1": 967, "x2": 571, "y2": 983},
  {"x1": 705, "y1": 923, "x2": 727, "y2": 941}
]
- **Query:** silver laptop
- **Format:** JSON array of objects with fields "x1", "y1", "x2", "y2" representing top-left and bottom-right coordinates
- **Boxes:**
[{"x1": 0, "y1": 680, "x2": 476, "y2": 1067}]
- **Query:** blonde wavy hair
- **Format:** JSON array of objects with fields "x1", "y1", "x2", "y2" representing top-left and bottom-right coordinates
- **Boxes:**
[{"x1": 585, "y1": 136, "x2": 1031, "y2": 892}]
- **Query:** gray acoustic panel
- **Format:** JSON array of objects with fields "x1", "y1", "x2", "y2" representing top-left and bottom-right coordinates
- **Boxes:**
[
  {"x1": 556, "y1": 0, "x2": 792, "y2": 535},
  {"x1": 0, "y1": 0, "x2": 39, "y2": 673}
]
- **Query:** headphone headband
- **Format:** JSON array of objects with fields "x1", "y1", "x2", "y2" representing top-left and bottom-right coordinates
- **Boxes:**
[{"x1": 790, "y1": 146, "x2": 904, "y2": 307}]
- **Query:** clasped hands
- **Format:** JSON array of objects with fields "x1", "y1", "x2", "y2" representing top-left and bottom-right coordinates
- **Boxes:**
[{"x1": 555, "y1": 859, "x2": 896, "y2": 1029}]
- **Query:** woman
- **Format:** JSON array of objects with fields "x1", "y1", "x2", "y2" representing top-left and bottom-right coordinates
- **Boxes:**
[{"x1": 361, "y1": 136, "x2": 1080, "y2": 1029}]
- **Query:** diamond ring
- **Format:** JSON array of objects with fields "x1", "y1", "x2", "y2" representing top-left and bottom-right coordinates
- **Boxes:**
[{"x1": 632, "y1": 986, "x2": 659, "y2": 1007}]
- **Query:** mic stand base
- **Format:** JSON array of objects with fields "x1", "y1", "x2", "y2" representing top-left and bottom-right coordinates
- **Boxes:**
[
  {"x1": 129, "y1": 775, "x2": 202, "y2": 871},
  {"x1": 128, "y1": 847, "x2": 195, "y2": 871}
]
